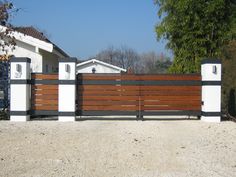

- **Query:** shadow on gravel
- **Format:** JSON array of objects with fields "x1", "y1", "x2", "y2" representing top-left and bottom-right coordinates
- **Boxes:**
[
  {"x1": 16, "y1": 116, "x2": 234, "y2": 122},
  {"x1": 21, "y1": 116, "x2": 201, "y2": 121},
  {"x1": 76, "y1": 117, "x2": 199, "y2": 121},
  {"x1": 30, "y1": 116, "x2": 58, "y2": 121}
]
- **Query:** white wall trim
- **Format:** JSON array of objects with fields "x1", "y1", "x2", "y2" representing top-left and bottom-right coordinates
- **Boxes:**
[{"x1": 76, "y1": 59, "x2": 127, "y2": 72}]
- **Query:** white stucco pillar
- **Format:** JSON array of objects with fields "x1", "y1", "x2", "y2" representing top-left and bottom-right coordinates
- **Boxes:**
[
  {"x1": 10, "y1": 57, "x2": 31, "y2": 121},
  {"x1": 201, "y1": 59, "x2": 222, "y2": 122},
  {"x1": 58, "y1": 58, "x2": 77, "y2": 121}
]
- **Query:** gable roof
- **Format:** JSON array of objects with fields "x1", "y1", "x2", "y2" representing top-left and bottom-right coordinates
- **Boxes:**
[
  {"x1": 76, "y1": 59, "x2": 127, "y2": 72},
  {"x1": 14, "y1": 26, "x2": 69, "y2": 57}
]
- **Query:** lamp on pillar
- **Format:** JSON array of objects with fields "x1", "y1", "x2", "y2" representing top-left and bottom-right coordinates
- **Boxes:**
[
  {"x1": 65, "y1": 64, "x2": 71, "y2": 73},
  {"x1": 212, "y1": 65, "x2": 217, "y2": 74},
  {"x1": 92, "y1": 67, "x2": 96, "y2": 74}
]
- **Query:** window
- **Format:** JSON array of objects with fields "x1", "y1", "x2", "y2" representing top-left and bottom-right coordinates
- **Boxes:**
[{"x1": 45, "y1": 64, "x2": 49, "y2": 73}]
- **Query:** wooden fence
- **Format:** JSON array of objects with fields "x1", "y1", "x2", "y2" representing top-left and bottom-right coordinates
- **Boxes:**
[
  {"x1": 31, "y1": 74, "x2": 58, "y2": 115},
  {"x1": 77, "y1": 74, "x2": 201, "y2": 118}
]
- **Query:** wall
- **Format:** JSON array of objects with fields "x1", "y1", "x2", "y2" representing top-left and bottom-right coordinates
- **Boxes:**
[
  {"x1": 0, "y1": 40, "x2": 63, "y2": 73},
  {"x1": 77, "y1": 62, "x2": 121, "y2": 73},
  {"x1": 0, "y1": 40, "x2": 43, "y2": 73},
  {"x1": 40, "y1": 50, "x2": 59, "y2": 73}
]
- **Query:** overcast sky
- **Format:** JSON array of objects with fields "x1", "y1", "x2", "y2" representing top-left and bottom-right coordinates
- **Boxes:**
[{"x1": 10, "y1": 0, "x2": 171, "y2": 59}]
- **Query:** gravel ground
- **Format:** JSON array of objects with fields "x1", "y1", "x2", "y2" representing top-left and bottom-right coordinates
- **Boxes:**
[{"x1": 0, "y1": 120, "x2": 235, "y2": 177}]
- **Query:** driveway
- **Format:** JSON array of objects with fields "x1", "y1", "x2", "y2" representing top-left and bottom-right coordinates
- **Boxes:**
[{"x1": 0, "y1": 120, "x2": 235, "y2": 177}]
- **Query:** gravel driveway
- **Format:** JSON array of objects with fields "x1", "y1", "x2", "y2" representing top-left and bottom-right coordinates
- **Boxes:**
[{"x1": 0, "y1": 120, "x2": 235, "y2": 177}]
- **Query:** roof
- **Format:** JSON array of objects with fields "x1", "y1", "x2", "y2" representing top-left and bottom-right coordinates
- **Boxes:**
[
  {"x1": 14, "y1": 26, "x2": 69, "y2": 57},
  {"x1": 14, "y1": 27, "x2": 48, "y2": 42},
  {"x1": 76, "y1": 59, "x2": 127, "y2": 72}
]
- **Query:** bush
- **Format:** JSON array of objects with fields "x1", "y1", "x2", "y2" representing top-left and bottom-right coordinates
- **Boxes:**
[{"x1": 222, "y1": 40, "x2": 236, "y2": 116}]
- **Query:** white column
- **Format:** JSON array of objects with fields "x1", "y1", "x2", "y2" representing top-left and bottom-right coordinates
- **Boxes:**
[
  {"x1": 58, "y1": 58, "x2": 77, "y2": 121},
  {"x1": 201, "y1": 59, "x2": 222, "y2": 122},
  {"x1": 10, "y1": 57, "x2": 31, "y2": 121}
]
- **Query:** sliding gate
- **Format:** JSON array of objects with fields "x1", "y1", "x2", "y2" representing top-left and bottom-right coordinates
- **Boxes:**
[{"x1": 77, "y1": 74, "x2": 201, "y2": 118}]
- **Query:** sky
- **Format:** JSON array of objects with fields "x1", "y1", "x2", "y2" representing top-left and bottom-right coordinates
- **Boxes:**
[{"x1": 10, "y1": 0, "x2": 171, "y2": 60}]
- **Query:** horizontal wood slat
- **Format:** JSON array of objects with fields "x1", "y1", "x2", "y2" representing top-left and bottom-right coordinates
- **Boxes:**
[
  {"x1": 31, "y1": 99, "x2": 58, "y2": 104},
  {"x1": 78, "y1": 91, "x2": 200, "y2": 96},
  {"x1": 78, "y1": 74, "x2": 201, "y2": 81},
  {"x1": 79, "y1": 100, "x2": 200, "y2": 106},
  {"x1": 32, "y1": 105, "x2": 58, "y2": 111},
  {"x1": 32, "y1": 95, "x2": 58, "y2": 100},
  {"x1": 78, "y1": 105, "x2": 200, "y2": 111},
  {"x1": 32, "y1": 89, "x2": 58, "y2": 95},
  {"x1": 79, "y1": 95, "x2": 200, "y2": 101},
  {"x1": 78, "y1": 85, "x2": 139, "y2": 90},
  {"x1": 32, "y1": 85, "x2": 58, "y2": 90},
  {"x1": 142, "y1": 106, "x2": 201, "y2": 111},
  {"x1": 78, "y1": 93, "x2": 139, "y2": 96},
  {"x1": 142, "y1": 100, "x2": 200, "y2": 106},
  {"x1": 31, "y1": 74, "x2": 58, "y2": 80},
  {"x1": 78, "y1": 105, "x2": 139, "y2": 111},
  {"x1": 142, "y1": 95, "x2": 201, "y2": 100},
  {"x1": 80, "y1": 96, "x2": 139, "y2": 101},
  {"x1": 140, "y1": 91, "x2": 200, "y2": 96},
  {"x1": 78, "y1": 85, "x2": 201, "y2": 91},
  {"x1": 78, "y1": 101, "x2": 138, "y2": 106}
]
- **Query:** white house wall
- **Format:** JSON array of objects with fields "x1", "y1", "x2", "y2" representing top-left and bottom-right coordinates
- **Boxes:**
[
  {"x1": 77, "y1": 62, "x2": 121, "y2": 73},
  {"x1": 0, "y1": 40, "x2": 42, "y2": 73}
]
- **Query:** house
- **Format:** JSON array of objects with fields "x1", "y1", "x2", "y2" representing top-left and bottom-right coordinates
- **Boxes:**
[
  {"x1": 76, "y1": 59, "x2": 126, "y2": 74},
  {"x1": 0, "y1": 25, "x2": 69, "y2": 73}
]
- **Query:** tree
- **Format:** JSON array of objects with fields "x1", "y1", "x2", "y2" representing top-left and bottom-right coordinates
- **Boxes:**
[
  {"x1": 96, "y1": 46, "x2": 140, "y2": 73},
  {"x1": 222, "y1": 40, "x2": 236, "y2": 116},
  {"x1": 155, "y1": 0, "x2": 236, "y2": 73},
  {"x1": 115, "y1": 46, "x2": 140, "y2": 72},
  {"x1": 96, "y1": 46, "x2": 117, "y2": 64},
  {"x1": 96, "y1": 46, "x2": 172, "y2": 73},
  {"x1": 0, "y1": 1, "x2": 19, "y2": 55},
  {"x1": 139, "y1": 52, "x2": 172, "y2": 73}
]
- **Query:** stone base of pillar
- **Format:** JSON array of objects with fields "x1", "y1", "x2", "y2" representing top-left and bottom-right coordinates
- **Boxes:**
[
  {"x1": 201, "y1": 116, "x2": 221, "y2": 123},
  {"x1": 58, "y1": 116, "x2": 75, "y2": 122},
  {"x1": 10, "y1": 115, "x2": 30, "y2": 122}
]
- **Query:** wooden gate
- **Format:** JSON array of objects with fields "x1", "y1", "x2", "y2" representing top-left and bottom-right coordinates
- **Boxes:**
[
  {"x1": 31, "y1": 74, "x2": 58, "y2": 116},
  {"x1": 77, "y1": 74, "x2": 201, "y2": 118}
]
